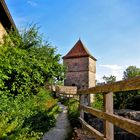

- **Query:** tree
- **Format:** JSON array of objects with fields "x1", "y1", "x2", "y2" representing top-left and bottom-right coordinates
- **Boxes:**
[
  {"x1": 0, "y1": 25, "x2": 65, "y2": 95},
  {"x1": 123, "y1": 66, "x2": 140, "y2": 79},
  {"x1": 92, "y1": 75, "x2": 116, "y2": 109},
  {"x1": 103, "y1": 75, "x2": 116, "y2": 84},
  {"x1": 114, "y1": 66, "x2": 140, "y2": 109}
]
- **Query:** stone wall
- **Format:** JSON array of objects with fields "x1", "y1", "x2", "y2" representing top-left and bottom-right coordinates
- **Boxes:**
[
  {"x1": 64, "y1": 57, "x2": 89, "y2": 90},
  {"x1": 64, "y1": 56, "x2": 96, "y2": 104},
  {"x1": 88, "y1": 71, "x2": 95, "y2": 88},
  {"x1": 88, "y1": 57, "x2": 96, "y2": 104},
  {"x1": 64, "y1": 71, "x2": 88, "y2": 89},
  {"x1": 88, "y1": 57, "x2": 96, "y2": 73},
  {"x1": 0, "y1": 21, "x2": 7, "y2": 41},
  {"x1": 64, "y1": 57, "x2": 89, "y2": 72}
]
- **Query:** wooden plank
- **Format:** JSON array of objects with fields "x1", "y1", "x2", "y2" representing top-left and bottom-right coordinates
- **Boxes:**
[
  {"x1": 80, "y1": 105, "x2": 140, "y2": 137},
  {"x1": 103, "y1": 92, "x2": 114, "y2": 140},
  {"x1": 79, "y1": 95, "x2": 84, "y2": 119},
  {"x1": 78, "y1": 76, "x2": 140, "y2": 94},
  {"x1": 55, "y1": 85, "x2": 77, "y2": 95},
  {"x1": 79, "y1": 117, "x2": 106, "y2": 140}
]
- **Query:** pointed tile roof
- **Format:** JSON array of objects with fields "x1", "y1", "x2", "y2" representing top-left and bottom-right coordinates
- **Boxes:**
[{"x1": 63, "y1": 39, "x2": 97, "y2": 61}]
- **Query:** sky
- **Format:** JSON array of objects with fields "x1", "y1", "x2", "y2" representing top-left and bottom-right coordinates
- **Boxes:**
[{"x1": 6, "y1": 0, "x2": 140, "y2": 82}]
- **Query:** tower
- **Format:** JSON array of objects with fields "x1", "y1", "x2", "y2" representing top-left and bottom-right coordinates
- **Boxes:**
[{"x1": 63, "y1": 39, "x2": 97, "y2": 104}]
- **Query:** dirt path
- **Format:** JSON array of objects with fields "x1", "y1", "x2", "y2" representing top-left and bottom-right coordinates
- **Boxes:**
[{"x1": 42, "y1": 102, "x2": 71, "y2": 140}]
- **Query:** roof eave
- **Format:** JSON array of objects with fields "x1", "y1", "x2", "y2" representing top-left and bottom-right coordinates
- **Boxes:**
[
  {"x1": 62, "y1": 55, "x2": 97, "y2": 61},
  {"x1": 0, "y1": 0, "x2": 17, "y2": 31}
]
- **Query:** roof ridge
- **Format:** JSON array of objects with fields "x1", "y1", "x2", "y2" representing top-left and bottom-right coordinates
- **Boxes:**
[{"x1": 63, "y1": 39, "x2": 97, "y2": 61}]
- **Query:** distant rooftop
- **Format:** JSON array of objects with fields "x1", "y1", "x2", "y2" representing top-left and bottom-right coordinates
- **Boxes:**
[{"x1": 63, "y1": 39, "x2": 97, "y2": 61}]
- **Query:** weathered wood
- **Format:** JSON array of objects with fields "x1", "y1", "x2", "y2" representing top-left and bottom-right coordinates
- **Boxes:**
[
  {"x1": 103, "y1": 92, "x2": 114, "y2": 140},
  {"x1": 79, "y1": 95, "x2": 84, "y2": 119},
  {"x1": 56, "y1": 85, "x2": 77, "y2": 94},
  {"x1": 79, "y1": 117, "x2": 106, "y2": 140},
  {"x1": 78, "y1": 76, "x2": 140, "y2": 94},
  {"x1": 80, "y1": 105, "x2": 140, "y2": 137}
]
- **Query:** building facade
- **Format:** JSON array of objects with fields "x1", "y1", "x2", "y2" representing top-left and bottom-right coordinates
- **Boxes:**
[{"x1": 63, "y1": 40, "x2": 97, "y2": 104}]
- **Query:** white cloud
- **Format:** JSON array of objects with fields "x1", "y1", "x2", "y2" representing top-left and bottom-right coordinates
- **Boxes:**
[
  {"x1": 96, "y1": 64, "x2": 126, "y2": 82},
  {"x1": 99, "y1": 64, "x2": 122, "y2": 70},
  {"x1": 27, "y1": 1, "x2": 38, "y2": 7}
]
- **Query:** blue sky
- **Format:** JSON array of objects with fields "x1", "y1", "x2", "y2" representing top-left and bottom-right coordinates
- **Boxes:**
[{"x1": 6, "y1": 0, "x2": 140, "y2": 82}]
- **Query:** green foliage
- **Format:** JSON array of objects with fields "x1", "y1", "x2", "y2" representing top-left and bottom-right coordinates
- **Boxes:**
[
  {"x1": 123, "y1": 66, "x2": 140, "y2": 80},
  {"x1": 102, "y1": 75, "x2": 116, "y2": 84},
  {"x1": 100, "y1": 67, "x2": 140, "y2": 109},
  {"x1": 93, "y1": 75, "x2": 116, "y2": 110},
  {"x1": 114, "y1": 66, "x2": 140, "y2": 109},
  {"x1": 92, "y1": 93, "x2": 103, "y2": 110},
  {"x1": 61, "y1": 98, "x2": 79, "y2": 127},
  {"x1": 0, "y1": 89, "x2": 59, "y2": 140},
  {"x1": 0, "y1": 25, "x2": 64, "y2": 95},
  {"x1": 0, "y1": 25, "x2": 64, "y2": 139}
]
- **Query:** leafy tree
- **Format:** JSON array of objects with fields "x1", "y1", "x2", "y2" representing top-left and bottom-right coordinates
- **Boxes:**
[
  {"x1": 123, "y1": 66, "x2": 140, "y2": 79},
  {"x1": 0, "y1": 25, "x2": 65, "y2": 95},
  {"x1": 114, "y1": 66, "x2": 140, "y2": 109},
  {"x1": 92, "y1": 75, "x2": 117, "y2": 110},
  {"x1": 103, "y1": 75, "x2": 116, "y2": 84}
]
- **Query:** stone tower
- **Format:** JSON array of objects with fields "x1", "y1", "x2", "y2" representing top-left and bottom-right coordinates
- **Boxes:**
[{"x1": 63, "y1": 39, "x2": 97, "y2": 104}]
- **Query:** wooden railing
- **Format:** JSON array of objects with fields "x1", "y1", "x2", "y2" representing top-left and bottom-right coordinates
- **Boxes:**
[{"x1": 78, "y1": 76, "x2": 140, "y2": 140}]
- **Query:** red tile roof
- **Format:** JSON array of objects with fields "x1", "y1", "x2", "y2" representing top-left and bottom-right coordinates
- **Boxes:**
[{"x1": 63, "y1": 39, "x2": 97, "y2": 61}]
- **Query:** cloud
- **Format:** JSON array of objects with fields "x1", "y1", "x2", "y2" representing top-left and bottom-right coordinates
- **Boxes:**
[
  {"x1": 27, "y1": 1, "x2": 38, "y2": 7},
  {"x1": 96, "y1": 64, "x2": 126, "y2": 82},
  {"x1": 99, "y1": 64, "x2": 122, "y2": 70}
]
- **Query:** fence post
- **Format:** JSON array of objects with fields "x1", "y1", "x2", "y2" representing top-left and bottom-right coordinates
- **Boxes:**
[
  {"x1": 79, "y1": 94, "x2": 84, "y2": 119},
  {"x1": 103, "y1": 92, "x2": 114, "y2": 140}
]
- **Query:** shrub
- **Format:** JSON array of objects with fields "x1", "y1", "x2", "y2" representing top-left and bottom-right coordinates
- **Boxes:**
[
  {"x1": 0, "y1": 25, "x2": 64, "y2": 96},
  {"x1": 0, "y1": 88, "x2": 59, "y2": 140},
  {"x1": 92, "y1": 93, "x2": 103, "y2": 110},
  {"x1": 0, "y1": 25, "x2": 64, "y2": 139},
  {"x1": 61, "y1": 98, "x2": 80, "y2": 127}
]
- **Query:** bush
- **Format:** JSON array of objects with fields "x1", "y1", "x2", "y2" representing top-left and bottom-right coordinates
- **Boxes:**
[
  {"x1": 0, "y1": 25, "x2": 64, "y2": 96},
  {"x1": 0, "y1": 88, "x2": 59, "y2": 140},
  {"x1": 0, "y1": 25, "x2": 64, "y2": 139},
  {"x1": 92, "y1": 93, "x2": 103, "y2": 110},
  {"x1": 61, "y1": 98, "x2": 80, "y2": 127}
]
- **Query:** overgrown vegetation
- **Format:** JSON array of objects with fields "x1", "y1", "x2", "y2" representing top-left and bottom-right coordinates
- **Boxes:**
[
  {"x1": 92, "y1": 93, "x2": 103, "y2": 110},
  {"x1": 60, "y1": 98, "x2": 80, "y2": 127},
  {"x1": 0, "y1": 89, "x2": 59, "y2": 139},
  {"x1": 0, "y1": 25, "x2": 64, "y2": 139}
]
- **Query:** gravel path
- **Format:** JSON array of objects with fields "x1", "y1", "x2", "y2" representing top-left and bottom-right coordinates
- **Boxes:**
[{"x1": 42, "y1": 102, "x2": 71, "y2": 140}]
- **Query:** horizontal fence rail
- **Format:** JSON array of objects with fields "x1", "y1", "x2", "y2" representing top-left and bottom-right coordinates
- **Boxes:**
[
  {"x1": 80, "y1": 105, "x2": 140, "y2": 137},
  {"x1": 79, "y1": 117, "x2": 106, "y2": 140},
  {"x1": 78, "y1": 76, "x2": 140, "y2": 94},
  {"x1": 78, "y1": 76, "x2": 140, "y2": 140}
]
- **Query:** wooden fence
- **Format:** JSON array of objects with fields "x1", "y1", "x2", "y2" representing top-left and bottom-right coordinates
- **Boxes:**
[{"x1": 78, "y1": 76, "x2": 140, "y2": 140}]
